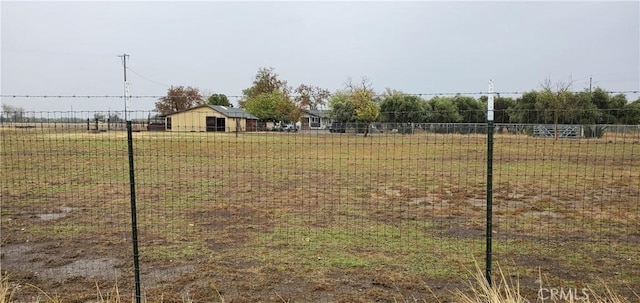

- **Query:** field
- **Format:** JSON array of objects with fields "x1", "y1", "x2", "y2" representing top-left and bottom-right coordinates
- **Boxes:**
[{"x1": 1, "y1": 127, "x2": 639, "y2": 302}]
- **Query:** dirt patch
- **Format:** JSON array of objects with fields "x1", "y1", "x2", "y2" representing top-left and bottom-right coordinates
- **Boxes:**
[
  {"x1": 408, "y1": 196, "x2": 451, "y2": 209},
  {"x1": 445, "y1": 224, "x2": 485, "y2": 238},
  {"x1": 466, "y1": 198, "x2": 485, "y2": 208},
  {"x1": 142, "y1": 264, "x2": 197, "y2": 289}
]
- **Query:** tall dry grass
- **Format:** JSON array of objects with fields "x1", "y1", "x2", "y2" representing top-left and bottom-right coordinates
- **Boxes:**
[
  {"x1": 3, "y1": 269, "x2": 638, "y2": 303},
  {"x1": 453, "y1": 263, "x2": 640, "y2": 303},
  {"x1": 0, "y1": 277, "x2": 15, "y2": 303},
  {"x1": 0, "y1": 275, "x2": 61, "y2": 303}
]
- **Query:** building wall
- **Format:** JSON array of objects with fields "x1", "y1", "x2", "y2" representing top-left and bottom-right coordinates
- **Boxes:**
[
  {"x1": 165, "y1": 107, "x2": 244, "y2": 132},
  {"x1": 300, "y1": 115, "x2": 331, "y2": 130}
]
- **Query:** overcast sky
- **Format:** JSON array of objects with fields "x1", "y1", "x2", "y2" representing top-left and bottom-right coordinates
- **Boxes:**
[{"x1": 1, "y1": 1, "x2": 639, "y2": 112}]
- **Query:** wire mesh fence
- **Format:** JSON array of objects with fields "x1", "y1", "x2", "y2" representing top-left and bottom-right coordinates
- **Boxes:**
[{"x1": 1, "y1": 109, "x2": 639, "y2": 302}]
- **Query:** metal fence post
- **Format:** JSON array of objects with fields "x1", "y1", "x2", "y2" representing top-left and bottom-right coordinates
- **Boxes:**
[
  {"x1": 126, "y1": 120, "x2": 142, "y2": 303},
  {"x1": 486, "y1": 80, "x2": 495, "y2": 286}
]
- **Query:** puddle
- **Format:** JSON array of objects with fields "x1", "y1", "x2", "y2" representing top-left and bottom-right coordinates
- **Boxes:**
[
  {"x1": 37, "y1": 257, "x2": 121, "y2": 281},
  {"x1": 523, "y1": 210, "x2": 565, "y2": 219},
  {"x1": 36, "y1": 213, "x2": 67, "y2": 220},
  {"x1": 35, "y1": 207, "x2": 75, "y2": 221},
  {"x1": 2, "y1": 242, "x2": 122, "y2": 282}
]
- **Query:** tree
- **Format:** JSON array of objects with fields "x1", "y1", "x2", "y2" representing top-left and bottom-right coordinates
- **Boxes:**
[
  {"x1": 155, "y1": 86, "x2": 204, "y2": 115},
  {"x1": 346, "y1": 78, "x2": 379, "y2": 137},
  {"x1": 620, "y1": 99, "x2": 640, "y2": 124},
  {"x1": 1, "y1": 104, "x2": 25, "y2": 122},
  {"x1": 540, "y1": 77, "x2": 574, "y2": 140},
  {"x1": 564, "y1": 91, "x2": 601, "y2": 124},
  {"x1": 207, "y1": 94, "x2": 232, "y2": 107},
  {"x1": 239, "y1": 67, "x2": 298, "y2": 121},
  {"x1": 108, "y1": 112, "x2": 122, "y2": 123},
  {"x1": 452, "y1": 95, "x2": 484, "y2": 122},
  {"x1": 379, "y1": 89, "x2": 428, "y2": 123},
  {"x1": 494, "y1": 96, "x2": 516, "y2": 123},
  {"x1": 242, "y1": 90, "x2": 298, "y2": 122},
  {"x1": 94, "y1": 113, "x2": 106, "y2": 122},
  {"x1": 589, "y1": 88, "x2": 626, "y2": 123},
  {"x1": 294, "y1": 84, "x2": 331, "y2": 110},
  {"x1": 240, "y1": 67, "x2": 290, "y2": 104},
  {"x1": 509, "y1": 91, "x2": 540, "y2": 123},
  {"x1": 591, "y1": 87, "x2": 610, "y2": 110},
  {"x1": 427, "y1": 96, "x2": 462, "y2": 123},
  {"x1": 605, "y1": 93, "x2": 628, "y2": 123},
  {"x1": 479, "y1": 95, "x2": 516, "y2": 123},
  {"x1": 328, "y1": 90, "x2": 357, "y2": 123}
]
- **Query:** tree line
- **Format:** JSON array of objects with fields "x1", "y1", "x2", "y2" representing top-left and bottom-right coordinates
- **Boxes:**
[
  {"x1": 2, "y1": 68, "x2": 638, "y2": 128},
  {"x1": 152, "y1": 68, "x2": 639, "y2": 129}
]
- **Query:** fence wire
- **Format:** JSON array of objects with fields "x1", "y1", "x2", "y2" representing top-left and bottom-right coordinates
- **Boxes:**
[{"x1": 1, "y1": 110, "x2": 639, "y2": 302}]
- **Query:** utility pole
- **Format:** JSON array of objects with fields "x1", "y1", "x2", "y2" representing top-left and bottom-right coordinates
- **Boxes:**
[
  {"x1": 589, "y1": 76, "x2": 592, "y2": 93},
  {"x1": 118, "y1": 54, "x2": 130, "y2": 121}
]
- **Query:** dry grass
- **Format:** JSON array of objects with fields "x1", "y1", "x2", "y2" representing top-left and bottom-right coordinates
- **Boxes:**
[
  {"x1": 2, "y1": 267, "x2": 638, "y2": 303},
  {"x1": 454, "y1": 263, "x2": 528, "y2": 303},
  {"x1": 0, "y1": 277, "x2": 16, "y2": 303},
  {"x1": 0, "y1": 275, "x2": 61, "y2": 303},
  {"x1": 1, "y1": 129, "x2": 639, "y2": 301},
  {"x1": 453, "y1": 263, "x2": 640, "y2": 303}
]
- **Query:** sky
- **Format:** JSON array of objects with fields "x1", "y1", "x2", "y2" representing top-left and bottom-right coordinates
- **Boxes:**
[{"x1": 1, "y1": 1, "x2": 639, "y2": 113}]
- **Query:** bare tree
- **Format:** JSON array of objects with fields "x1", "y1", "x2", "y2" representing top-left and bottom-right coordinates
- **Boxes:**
[
  {"x1": 294, "y1": 84, "x2": 330, "y2": 110},
  {"x1": 1, "y1": 104, "x2": 25, "y2": 122},
  {"x1": 540, "y1": 76, "x2": 574, "y2": 140}
]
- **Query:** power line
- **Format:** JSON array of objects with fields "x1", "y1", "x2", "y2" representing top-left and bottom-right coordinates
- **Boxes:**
[
  {"x1": 126, "y1": 67, "x2": 171, "y2": 88},
  {"x1": 0, "y1": 95, "x2": 160, "y2": 98}
]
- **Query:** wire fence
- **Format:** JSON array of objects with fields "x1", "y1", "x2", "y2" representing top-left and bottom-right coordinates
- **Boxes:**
[{"x1": 1, "y1": 109, "x2": 639, "y2": 302}]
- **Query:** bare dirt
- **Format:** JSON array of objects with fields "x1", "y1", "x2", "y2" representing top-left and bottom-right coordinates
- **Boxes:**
[{"x1": 3, "y1": 187, "x2": 638, "y2": 303}]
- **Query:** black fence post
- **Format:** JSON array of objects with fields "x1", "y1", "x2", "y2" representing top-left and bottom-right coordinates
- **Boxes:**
[
  {"x1": 486, "y1": 119, "x2": 494, "y2": 287},
  {"x1": 126, "y1": 121, "x2": 142, "y2": 303}
]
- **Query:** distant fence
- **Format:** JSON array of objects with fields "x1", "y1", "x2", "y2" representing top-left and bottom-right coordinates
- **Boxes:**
[{"x1": 1, "y1": 110, "x2": 639, "y2": 302}]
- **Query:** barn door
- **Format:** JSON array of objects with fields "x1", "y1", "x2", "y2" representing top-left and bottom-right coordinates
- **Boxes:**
[
  {"x1": 206, "y1": 117, "x2": 216, "y2": 132},
  {"x1": 216, "y1": 118, "x2": 226, "y2": 132}
]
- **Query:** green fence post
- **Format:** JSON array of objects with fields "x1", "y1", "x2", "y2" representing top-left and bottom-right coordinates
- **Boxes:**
[
  {"x1": 126, "y1": 120, "x2": 142, "y2": 303},
  {"x1": 486, "y1": 80, "x2": 494, "y2": 287}
]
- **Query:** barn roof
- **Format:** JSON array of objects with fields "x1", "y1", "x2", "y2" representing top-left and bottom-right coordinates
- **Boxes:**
[
  {"x1": 165, "y1": 105, "x2": 258, "y2": 119},
  {"x1": 209, "y1": 105, "x2": 258, "y2": 119}
]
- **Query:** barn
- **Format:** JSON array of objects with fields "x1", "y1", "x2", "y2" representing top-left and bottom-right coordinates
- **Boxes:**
[{"x1": 164, "y1": 105, "x2": 258, "y2": 132}]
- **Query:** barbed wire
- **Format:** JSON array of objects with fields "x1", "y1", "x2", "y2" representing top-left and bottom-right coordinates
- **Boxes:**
[
  {"x1": 0, "y1": 95, "x2": 170, "y2": 98},
  {"x1": 1, "y1": 90, "x2": 638, "y2": 100}
]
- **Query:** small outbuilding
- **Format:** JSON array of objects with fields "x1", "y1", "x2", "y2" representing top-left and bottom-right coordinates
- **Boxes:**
[{"x1": 164, "y1": 105, "x2": 258, "y2": 132}]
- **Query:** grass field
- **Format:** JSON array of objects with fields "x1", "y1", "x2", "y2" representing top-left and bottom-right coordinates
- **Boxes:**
[{"x1": 1, "y1": 127, "x2": 639, "y2": 302}]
